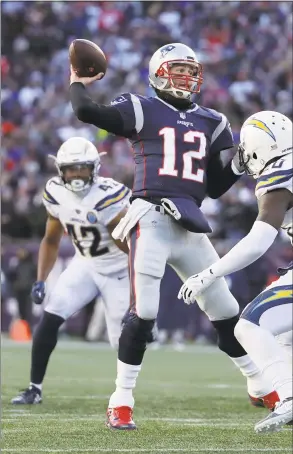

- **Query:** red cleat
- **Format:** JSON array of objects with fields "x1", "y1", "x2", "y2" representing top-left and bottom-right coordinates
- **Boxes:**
[
  {"x1": 106, "y1": 406, "x2": 137, "y2": 430},
  {"x1": 249, "y1": 390, "x2": 280, "y2": 410}
]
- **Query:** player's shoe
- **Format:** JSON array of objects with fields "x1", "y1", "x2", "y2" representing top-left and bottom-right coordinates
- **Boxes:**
[
  {"x1": 106, "y1": 406, "x2": 137, "y2": 430},
  {"x1": 255, "y1": 397, "x2": 293, "y2": 433},
  {"x1": 11, "y1": 386, "x2": 42, "y2": 405},
  {"x1": 249, "y1": 390, "x2": 279, "y2": 410}
]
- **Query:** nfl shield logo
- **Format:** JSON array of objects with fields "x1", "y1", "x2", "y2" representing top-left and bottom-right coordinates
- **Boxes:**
[{"x1": 179, "y1": 112, "x2": 186, "y2": 119}]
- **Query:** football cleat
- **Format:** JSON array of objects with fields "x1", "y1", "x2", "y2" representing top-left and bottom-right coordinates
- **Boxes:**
[
  {"x1": 106, "y1": 406, "x2": 137, "y2": 430},
  {"x1": 248, "y1": 390, "x2": 279, "y2": 410},
  {"x1": 255, "y1": 397, "x2": 293, "y2": 433},
  {"x1": 11, "y1": 386, "x2": 42, "y2": 405}
]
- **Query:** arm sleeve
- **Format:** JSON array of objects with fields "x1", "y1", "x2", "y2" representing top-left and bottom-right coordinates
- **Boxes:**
[
  {"x1": 210, "y1": 221, "x2": 278, "y2": 278},
  {"x1": 70, "y1": 83, "x2": 134, "y2": 137},
  {"x1": 210, "y1": 114, "x2": 234, "y2": 155},
  {"x1": 206, "y1": 153, "x2": 241, "y2": 199}
]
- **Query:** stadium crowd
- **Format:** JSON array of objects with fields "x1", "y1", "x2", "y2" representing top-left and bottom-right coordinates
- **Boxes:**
[{"x1": 1, "y1": 1, "x2": 292, "y2": 340}]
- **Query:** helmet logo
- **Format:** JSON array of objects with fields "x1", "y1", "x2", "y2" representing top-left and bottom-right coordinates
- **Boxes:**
[
  {"x1": 160, "y1": 45, "x2": 176, "y2": 58},
  {"x1": 246, "y1": 119, "x2": 276, "y2": 141}
]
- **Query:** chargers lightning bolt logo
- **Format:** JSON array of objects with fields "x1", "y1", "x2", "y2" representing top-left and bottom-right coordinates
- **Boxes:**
[{"x1": 246, "y1": 119, "x2": 276, "y2": 141}]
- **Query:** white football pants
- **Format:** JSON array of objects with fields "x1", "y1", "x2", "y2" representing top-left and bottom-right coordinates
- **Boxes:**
[
  {"x1": 45, "y1": 255, "x2": 129, "y2": 348},
  {"x1": 128, "y1": 206, "x2": 239, "y2": 321}
]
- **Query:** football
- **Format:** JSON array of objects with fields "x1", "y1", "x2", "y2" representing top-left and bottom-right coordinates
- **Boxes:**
[{"x1": 69, "y1": 39, "x2": 107, "y2": 78}]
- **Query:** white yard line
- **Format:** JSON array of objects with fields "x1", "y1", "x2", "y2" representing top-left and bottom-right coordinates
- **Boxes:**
[
  {"x1": 1, "y1": 415, "x2": 251, "y2": 422},
  {"x1": 2, "y1": 449, "x2": 292, "y2": 453}
]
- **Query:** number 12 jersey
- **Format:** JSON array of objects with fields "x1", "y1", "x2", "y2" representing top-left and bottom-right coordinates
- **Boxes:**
[{"x1": 111, "y1": 94, "x2": 234, "y2": 205}]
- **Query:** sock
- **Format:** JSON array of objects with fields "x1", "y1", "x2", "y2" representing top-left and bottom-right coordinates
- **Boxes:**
[
  {"x1": 108, "y1": 360, "x2": 141, "y2": 408},
  {"x1": 30, "y1": 382, "x2": 42, "y2": 392},
  {"x1": 235, "y1": 319, "x2": 293, "y2": 401},
  {"x1": 30, "y1": 311, "x2": 64, "y2": 385}
]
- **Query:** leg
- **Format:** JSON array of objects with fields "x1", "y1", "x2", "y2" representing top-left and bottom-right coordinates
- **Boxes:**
[
  {"x1": 170, "y1": 231, "x2": 276, "y2": 402},
  {"x1": 11, "y1": 257, "x2": 98, "y2": 404},
  {"x1": 97, "y1": 267, "x2": 130, "y2": 349},
  {"x1": 235, "y1": 272, "x2": 293, "y2": 432},
  {"x1": 107, "y1": 212, "x2": 169, "y2": 429}
]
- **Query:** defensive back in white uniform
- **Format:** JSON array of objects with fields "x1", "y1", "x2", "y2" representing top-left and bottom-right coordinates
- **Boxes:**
[
  {"x1": 179, "y1": 111, "x2": 293, "y2": 433},
  {"x1": 11, "y1": 137, "x2": 131, "y2": 406},
  {"x1": 43, "y1": 174, "x2": 130, "y2": 345}
]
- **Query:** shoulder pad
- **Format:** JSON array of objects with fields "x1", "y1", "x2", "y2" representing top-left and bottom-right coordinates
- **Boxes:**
[
  {"x1": 255, "y1": 156, "x2": 293, "y2": 198},
  {"x1": 43, "y1": 177, "x2": 63, "y2": 205}
]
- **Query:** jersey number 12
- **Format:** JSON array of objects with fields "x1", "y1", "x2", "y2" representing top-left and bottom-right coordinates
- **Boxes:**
[{"x1": 159, "y1": 128, "x2": 206, "y2": 182}]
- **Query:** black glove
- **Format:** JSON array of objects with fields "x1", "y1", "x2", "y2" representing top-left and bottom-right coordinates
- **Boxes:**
[{"x1": 31, "y1": 281, "x2": 46, "y2": 305}]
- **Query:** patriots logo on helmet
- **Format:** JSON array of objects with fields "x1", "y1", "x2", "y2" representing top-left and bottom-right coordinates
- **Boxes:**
[{"x1": 160, "y1": 45, "x2": 176, "y2": 58}]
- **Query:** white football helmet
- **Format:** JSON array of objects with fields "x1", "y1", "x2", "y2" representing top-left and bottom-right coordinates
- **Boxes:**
[
  {"x1": 239, "y1": 111, "x2": 292, "y2": 178},
  {"x1": 149, "y1": 43, "x2": 203, "y2": 100},
  {"x1": 50, "y1": 137, "x2": 101, "y2": 192}
]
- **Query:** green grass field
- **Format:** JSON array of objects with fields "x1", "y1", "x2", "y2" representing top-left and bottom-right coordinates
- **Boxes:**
[{"x1": 1, "y1": 339, "x2": 292, "y2": 454}]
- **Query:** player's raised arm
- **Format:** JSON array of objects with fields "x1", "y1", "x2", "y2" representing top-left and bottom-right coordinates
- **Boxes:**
[{"x1": 69, "y1": 66, "x2": 135, "y2": 137}]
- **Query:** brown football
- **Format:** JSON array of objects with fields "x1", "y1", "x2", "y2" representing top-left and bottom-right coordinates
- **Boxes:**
[{"x1": 69, "y1": 39, "x2": 107, "y2": 78}]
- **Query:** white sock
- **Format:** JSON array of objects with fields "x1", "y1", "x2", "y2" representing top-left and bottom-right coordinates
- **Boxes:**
[
  {"x1": 30, "y1": 382, "x2": 42, "y2": 392},
  {"x1": 230, "y1": 354, "x2": 260, "y2": 378},
  {"x1": 108, "y1": 360, "x2": 141, "y2": 408},
  {"x1": 235, "y1": 319, "x2": 292, "y2": 401}
]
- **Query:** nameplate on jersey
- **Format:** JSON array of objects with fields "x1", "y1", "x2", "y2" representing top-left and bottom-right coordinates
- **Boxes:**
[{"x1": 161, "y1": 197, "x2": 212, "y2": 234}]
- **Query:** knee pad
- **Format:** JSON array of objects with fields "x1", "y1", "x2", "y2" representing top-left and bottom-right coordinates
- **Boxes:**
[
  {"x1": 119, "y1": 312, "x2": 155, "y2": 365},
  {"x1": 212, "y1": 315, "x2": 247, "y2": 358}
]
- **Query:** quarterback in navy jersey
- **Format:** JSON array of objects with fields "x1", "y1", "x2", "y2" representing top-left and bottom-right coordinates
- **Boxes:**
[{"x1": 69, "y1": 43, "x2": 278, "y2": 429}]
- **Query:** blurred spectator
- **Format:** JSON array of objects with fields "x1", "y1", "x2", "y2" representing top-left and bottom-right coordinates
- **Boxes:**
[{"x1": 6, "y1": 248, "x2": 37, "y2": 329}]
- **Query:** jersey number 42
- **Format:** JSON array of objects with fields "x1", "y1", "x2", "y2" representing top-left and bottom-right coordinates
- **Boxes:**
[
  {"x1": 159, "y1": 128, "x2": 206, "y2": 183},
  {"x1": 66, "y1": 224, "x2": 109, "y2": 257}
]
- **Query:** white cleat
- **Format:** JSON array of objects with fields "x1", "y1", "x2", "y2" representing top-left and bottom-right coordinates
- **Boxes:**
[{"x1": 255, "y1": 397, "x2": 293, "y2": 433}]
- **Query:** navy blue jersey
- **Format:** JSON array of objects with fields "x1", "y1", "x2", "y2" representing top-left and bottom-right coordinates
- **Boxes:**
[{"x1": 111, "y1": 94, "x2": 234, "y2": 205}]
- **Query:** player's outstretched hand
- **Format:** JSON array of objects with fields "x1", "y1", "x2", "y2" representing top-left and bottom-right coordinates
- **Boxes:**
[
  {"x1": 70, "y1": 65, "x2": 104, "y2": 86},
  {"x1": 178, "y1": 268, "x2": 217, "y2": 304},
  {"x1": 31, "y1": 281, "x2": 46, "y2": 305}
]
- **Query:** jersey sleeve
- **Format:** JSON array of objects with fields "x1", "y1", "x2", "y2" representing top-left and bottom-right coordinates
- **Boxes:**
[
  {"x1": 42, "y1": 179, "x2": 61, "y2": 219},
  {"x1": 94, "y1": 181, "x2": 131, "y2": 226},
  {"x1": 110, "y1": 93, "x2": 144, "y2": 137},
  {"x1": 210, "y1": 113, "x2": 234, "y2": 154},
  {"x1": 255, "y1": 166, "x2": 293, "y2": 200}
]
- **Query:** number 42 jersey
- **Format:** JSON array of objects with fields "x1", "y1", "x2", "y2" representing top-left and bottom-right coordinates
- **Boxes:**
[{"x1": 43, "y1": 176, "x2": 131, "y2": 273}]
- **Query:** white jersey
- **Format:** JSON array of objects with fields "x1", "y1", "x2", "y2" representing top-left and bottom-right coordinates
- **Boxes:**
[
  {"x1": 255, "y1": 153, "x2": 293, "y2": 243},
  {"x1": 43, "y1": 176, "x2": 131, "y2": 273}
]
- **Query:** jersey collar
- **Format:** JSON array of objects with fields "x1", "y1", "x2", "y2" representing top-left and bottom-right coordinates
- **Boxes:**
[{"x1": 155, "y1": 96, "x2": 199, "y2": 113}]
